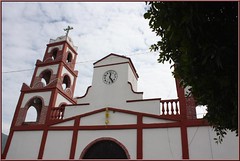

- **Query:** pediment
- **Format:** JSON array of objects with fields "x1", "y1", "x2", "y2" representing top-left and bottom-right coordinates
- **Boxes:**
[
  {"x1": 50, "y1": 107, "x2": 180, "y2": 127},
  {"x1": 93, "y1": 53, "x2": 130, "y2": 66}
]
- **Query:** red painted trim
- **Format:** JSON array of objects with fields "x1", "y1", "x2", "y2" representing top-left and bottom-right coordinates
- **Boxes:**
[
  {"x1": 93, "y1": 53, "x2": 128, "y2": 65},
  {"x1": 137, "y1": 114, "x2": 143, "y2": 159},
  {"x1": 127, "y1": 82, "x2": 143, "y2": 95},
  {"x1": 12, "y1": 125, "x2": 46, "y2": 131},
  {"x1": 127, "y1": 98, "x2": 161, "y2": 102},
  {"x1": 30, "y1": 63, "x2": 39, "y2": 87},
  {"x1": 79, "y1": 137, "x2": 131, "y2": 159},
  {"x1": 69, "y1": 117, "x2": 80, "y2": 159},
  {"x1": 142, "y1": 122, "x2": 181, "y2": 129},
  {"x1": 185, "y1": 119, "x2": 209, "y2": 126},
  {"x1": 76, "y1": 86, "x2": 92, "y2": 99},
  {"x1": 65, "y1": 103, "x2": 90, "y2": 107},
  {"x1": 49, "y1": 107, "x2": 181, "y2": 126},
  {"x1": 2, "y1": 130, "x2": 14, "y2": 159},
  {"x1": 37, "y1": 129, "x2": 48, "y2": 159},
  {"x1": 180, "y1": 122, "x2": 189, "y2": 159}
]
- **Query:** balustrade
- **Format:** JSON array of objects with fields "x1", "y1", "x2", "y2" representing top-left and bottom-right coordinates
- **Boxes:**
[
  {"x1": 160, "y1": 99, "x2": 180, "y2": 115},
  {"x1": 50, "y1": 107, "x2": 65, "y2": 120}
]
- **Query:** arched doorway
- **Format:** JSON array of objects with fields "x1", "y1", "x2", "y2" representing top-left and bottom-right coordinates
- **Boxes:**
[{"x1": 80, "y1": 137, "x2": 130, "y2": 159}]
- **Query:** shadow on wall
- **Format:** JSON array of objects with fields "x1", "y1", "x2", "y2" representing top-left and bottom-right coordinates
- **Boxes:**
[{"x1": 2, "y1": 133, "x2": 8, "y2": 154}]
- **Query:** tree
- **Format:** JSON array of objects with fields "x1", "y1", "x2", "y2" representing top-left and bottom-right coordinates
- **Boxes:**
[{"x1": 144, "y1": 2, "x2": 238, "y2": 142}]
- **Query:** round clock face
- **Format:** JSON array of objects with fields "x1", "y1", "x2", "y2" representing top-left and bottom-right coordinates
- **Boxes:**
[{"x1": 103, "y1": 70, "x2": 118, "y2": 85}]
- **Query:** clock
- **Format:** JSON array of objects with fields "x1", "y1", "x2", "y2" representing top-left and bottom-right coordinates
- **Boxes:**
[{"x1": 103, "y1": 70, "x2": 118, "y2": 84}]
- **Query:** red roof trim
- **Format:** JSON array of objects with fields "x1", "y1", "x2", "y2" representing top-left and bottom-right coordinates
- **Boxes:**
[{"x1": 76, "y1": 86, "x2": 92, "y2": 99}]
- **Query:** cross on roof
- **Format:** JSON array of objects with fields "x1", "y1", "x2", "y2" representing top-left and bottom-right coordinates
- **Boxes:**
[{"x1": 64, "y1": 26, "x2": 73, "y2": 37}]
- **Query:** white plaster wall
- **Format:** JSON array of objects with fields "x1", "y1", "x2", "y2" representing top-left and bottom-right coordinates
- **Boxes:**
[
  {"x1": 6, "y1": 131, "x2": 43, "y2": 159},
  {"x1": 55, "y1": 93, "x2": 72, "y2": 107},
  {"x1": 65, "y1": 99, "x2": 160, "y2": 119},
  {"x1": 128, "y1": 65, "x2": 138, "y2": 91},
  {"x1": 47, "y1": 44, "x2": 63, "y2": 53},
  {"x1": 43, "y1": 131, "x2": 73, "y2": 159},
  {"x1": 21, "y1": 91, "x2": 52, "y2": 107},
  {"x1": 61, "y1": 66, "x2": 74, "y2": 84},
  {"x1": 143, "y1": 116, "x2": 175, "y2": 124},
  {"x1": 36, "y1": 64, "x2": 59, "y2": 76},
  {"x1": 187, "y1": 126, "x2": 239, "y2": 159},
  {"x1": 143, "y1": 128, "x2": 182, "y2": 159},
  {"x1": 80, "y1": 110, "x2": 137, "y2": 126},
  {"x1": 75, "y1": 129, "x2": 136, "y2": 159}
]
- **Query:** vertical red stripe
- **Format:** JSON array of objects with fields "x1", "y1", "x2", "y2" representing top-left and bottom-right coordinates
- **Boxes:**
[
  {"x1": 37, "y1": 129, "x2": 48, "y2": 159},
  {"x1": 2, "y1": 130, "x2": 14, "y2": 159},
  {"x1": 180, "y1": 123, "x2": 189, "y2": 159},
  {"x1": 69, "y1": 117, "x2": 80, "y2": 159},
  {"x1": 137, "y1": 114, "x2": 143, "y2": 159}
]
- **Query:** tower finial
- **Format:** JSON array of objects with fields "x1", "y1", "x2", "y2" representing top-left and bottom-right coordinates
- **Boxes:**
[{"x1": 64, "y1": 26, "x2": 73, "y2": 37}]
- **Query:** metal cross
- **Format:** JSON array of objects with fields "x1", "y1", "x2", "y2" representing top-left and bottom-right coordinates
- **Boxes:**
[{"x1": 64, "y1": 26, "x2": 73, "y2": 37}]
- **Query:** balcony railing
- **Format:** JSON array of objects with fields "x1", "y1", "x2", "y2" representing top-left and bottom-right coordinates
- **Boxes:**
[
  {"x1": 50, "y1": 107, "x2": 65, "y2": 120},
  {"x1": 160, "y1": 99, "x2": 180, "y2": 115}
]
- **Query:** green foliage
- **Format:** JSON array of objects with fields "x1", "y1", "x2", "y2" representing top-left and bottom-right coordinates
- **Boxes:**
[{"x1": 144, "y1": 2, "x2": 238, "y2": 141}]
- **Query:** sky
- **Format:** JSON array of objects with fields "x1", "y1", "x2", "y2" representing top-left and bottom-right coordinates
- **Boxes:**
[{"x1": 2, "y1": 2, "x2": 207, "y2": 135}]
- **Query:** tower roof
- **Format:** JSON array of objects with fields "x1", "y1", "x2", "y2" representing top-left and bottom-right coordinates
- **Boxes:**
[{"x1": 49, "y1": 35, "x2": 78, "y2": 51}]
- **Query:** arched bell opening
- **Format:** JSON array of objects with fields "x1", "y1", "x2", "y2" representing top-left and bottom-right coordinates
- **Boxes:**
[
  {"x1": 51, "y1": 48, "x2": 58, "y2": 60},
  {"x1": 40, "y1": 70, "x2": 52, "y2": 87},
  {"x1": 66, "y1": 52, "x2": 73, "y2": 63},
  {"x1": 62, "y1": 75, "x2": 71, "y2": 90}
]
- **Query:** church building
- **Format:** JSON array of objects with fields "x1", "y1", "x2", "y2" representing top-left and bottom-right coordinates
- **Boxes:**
[{"x1": 2, "y1": 34, "x2": 238, "y2": 160}]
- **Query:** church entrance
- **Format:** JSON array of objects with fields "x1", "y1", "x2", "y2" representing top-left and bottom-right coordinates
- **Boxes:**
[{"x1": 81, "y1": 138, "x2": 129, "y2": 159}]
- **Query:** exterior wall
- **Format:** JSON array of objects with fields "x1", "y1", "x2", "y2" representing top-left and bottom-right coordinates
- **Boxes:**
[
  {"x1": 80, "y1": 110, "x2": 137, "y2": 126},
  {"x1": 64, "y1": 99, "x2": 160, "y2": 119},
  {"x1": 6, "y1": 131, "x2": 43, "y2": 159},
  {"x1": 47, "y1": 44, "x2": 63, "y2": 53},
  {"x1": 43, "y1": 131, "x2": 73, "y2": 159},
  {"x1": 61, "y1": 66, "x2": 75, "y2": 84},
  {"x1": 66, "y1": 47, "x2": 76, "y2": 60},
  {"x1": 187, "y1": 126, "x2": 239, "y2": 159},
  {"x1": 36, "y1": 64, "x2": 59, "y2": 76},
  {"x1": 21, "y1": 91, "x2": 52, "y2": 107},
  {"x1": 75, "y1": 129, "x2": 137, "y2": 159},
  {"x1": 143, "y1": 128, "x2": 182, "y2": 159},
  {"x1": 55, "y1": 93, "x2": 72, "y2": 107},
  {"x1": 128, "y1": 64, "x2": 138, "y2": 91}
]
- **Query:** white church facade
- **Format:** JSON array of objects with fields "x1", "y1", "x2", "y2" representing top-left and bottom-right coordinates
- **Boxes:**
[{"x1": 2, "y1": 35, "x2": 239, "y2": 160}]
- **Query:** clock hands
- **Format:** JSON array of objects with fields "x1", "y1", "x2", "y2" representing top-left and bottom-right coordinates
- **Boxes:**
[{"x1": 109, "y1": 72, "x2": 113, "y2": 83}]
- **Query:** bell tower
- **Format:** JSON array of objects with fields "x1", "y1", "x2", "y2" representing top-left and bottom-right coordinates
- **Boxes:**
[
  {"x1": 19, "y1": 37, "x2": 77, "y2": 126},
  {"x1": 2, "y1": 28, "x2": 79, "y2": 159},
  {"x1": 8, "y1": 30, "x2": 78, "y2": 128}
]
